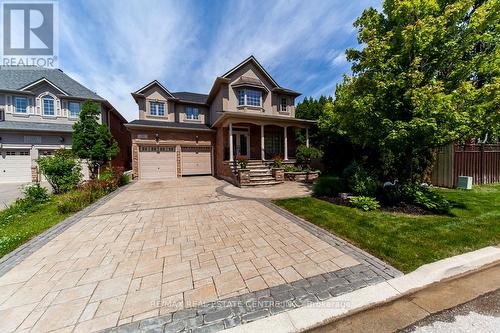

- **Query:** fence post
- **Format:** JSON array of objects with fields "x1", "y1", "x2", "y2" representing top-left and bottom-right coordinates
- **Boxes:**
[{"x1": 480, "y1": 143, "x2": 484, "y2": 185}]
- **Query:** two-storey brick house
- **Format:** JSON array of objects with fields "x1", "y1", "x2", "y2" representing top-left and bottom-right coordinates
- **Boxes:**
[
  {"x1": 0, "y1": 66, "x2": 130, "y2": 183},
  {"x1": 127, "y1": 56, "x2": 314, "y2": 185}
]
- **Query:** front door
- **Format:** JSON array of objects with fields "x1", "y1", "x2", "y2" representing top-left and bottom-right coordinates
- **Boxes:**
[{"x1": 232, "y1": 130, "x2": 250, "y2": 159}]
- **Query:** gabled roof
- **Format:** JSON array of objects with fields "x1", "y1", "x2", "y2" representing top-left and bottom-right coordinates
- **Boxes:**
[
  {"x1": 221, "y1": 55, "x2": 280, "y2": 88},
  {"x1": 134, "y1": 80, "x2": 176, "y2": 98},
  {"x1": 20, "y1": 77, "x2": 68, "y2": 95},
  {"x1": 0, "y1": 66, "x2": 103, "y2": 100}
]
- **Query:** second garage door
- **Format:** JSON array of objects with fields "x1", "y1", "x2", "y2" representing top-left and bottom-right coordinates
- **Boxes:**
[
  {"x1": 0, "y1": 149, "x2": 32, "y2": 183},
  {"x1": 139, "y1": 146, "x2": 176, "y2": 179},
  {"x1": 181, "y1": 146, "x2": 212, "y2": 175}
]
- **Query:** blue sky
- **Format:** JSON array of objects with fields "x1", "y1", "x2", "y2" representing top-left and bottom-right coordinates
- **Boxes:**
[{"x1": 57, "y1": 0, "x2": 380, "y2": 121}]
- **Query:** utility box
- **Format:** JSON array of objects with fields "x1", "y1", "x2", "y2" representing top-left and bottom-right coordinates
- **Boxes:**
[{"x1": 457, "y1": 176, "x2": 473, "y2": 190}]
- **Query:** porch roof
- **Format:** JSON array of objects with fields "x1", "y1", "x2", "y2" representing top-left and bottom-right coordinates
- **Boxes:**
[{"x1": 212, "y1": 111, "x2": 315, "y2": 128}]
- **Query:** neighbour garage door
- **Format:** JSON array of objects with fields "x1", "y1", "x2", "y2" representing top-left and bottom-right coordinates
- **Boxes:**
[
  {"x1": 139, "y1": 146, "x2": 176, "y2": 179},
  {"x1": 181, "y1": 146, "x2": 212, "y2": 175},
  {"x1": 0, "y1": 150, "x2": 31, "y2": 183}
]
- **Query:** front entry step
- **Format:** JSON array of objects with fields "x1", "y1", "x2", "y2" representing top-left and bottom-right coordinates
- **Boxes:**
[{"x1": 232, "y1": 160, "x2": 284, "y2": 186}]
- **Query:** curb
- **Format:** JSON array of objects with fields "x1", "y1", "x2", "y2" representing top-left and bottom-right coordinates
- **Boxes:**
[{"x1": 220, "y1": 246, "x2": 500, "y2": 333}]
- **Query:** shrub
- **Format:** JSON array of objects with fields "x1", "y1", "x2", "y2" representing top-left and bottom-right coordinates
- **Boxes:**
[
  {"x1": 342, "y1": 161, "x2": 379, "y2": 196},
  {"x1": 379, "y1": 183, "x2": 451, "y2": 214},
  {"x1": 56, "y1": 179, "x2": 117, "y2": 214},
  {"x1": 350, "y1": 196, "x2": 380, "y2": 211},
  {"x1": 22, "y1": 184, "x2": 50, "y2": 205},
  {"x1": 272, "y1": 155, "x2": 284, "y2": 168},
  {"x1": 120, "y1": 173, "x2": 131, "y2": 186},
  {"x1": 296, "y1": 146, "x2": 323, "y2": 168},
  {"x1": 37, "y1": 149, "x2": 82, "y2": 193},
  {"x1": 313, "y1": 176, "x2": 347, "y2": 197}
]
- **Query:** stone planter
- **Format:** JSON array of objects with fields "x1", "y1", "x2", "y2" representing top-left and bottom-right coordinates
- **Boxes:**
[
  {"x1": 272, "y1": 168, "x2": 284, "y2": 182},
  {"x1": 237, "y1": 169, "x2": 251, "y2": 185},
  {"x1": 284, "y1": 171, "x2": 320, "y2": 183}
]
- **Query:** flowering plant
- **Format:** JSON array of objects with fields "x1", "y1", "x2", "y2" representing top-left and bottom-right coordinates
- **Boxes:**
[{"x1": 236, "y1": 154, "x2": 248, "y2": 169}]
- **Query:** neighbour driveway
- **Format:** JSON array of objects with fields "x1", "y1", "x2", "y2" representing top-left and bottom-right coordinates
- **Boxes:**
[
  {"x1": 0, "y1": 182, "x2": 51, "y2": 210},
  {"x1": 0, "y1": 183, "x2": 27, "y2": 209},
  {"x1": 0, "y1": 177, "x2": 398, "y2": 333}
]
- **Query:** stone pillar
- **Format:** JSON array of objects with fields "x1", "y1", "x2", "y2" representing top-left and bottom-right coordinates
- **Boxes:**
[
  {"x1": 261, "y1": 124, "x2": 265, "y2": 161},
  {"x1": 306, "y1": 128, "x2": 310, "y2": 148},
  {"x1": 31, "y1": 166, "x2": 39, "y2": 183},
  {"x1": 229, "y1": 122, "x2": 234, "y2": 162},
  {"x1": 176, "y1": 145, "x2": 182, "y2": 177},
  {"x1": 132, "y1": 143, "x2": 139, "y2": 179},
  {"x1": 284, "y1": 126, "x2": 288, "y2": 160}
]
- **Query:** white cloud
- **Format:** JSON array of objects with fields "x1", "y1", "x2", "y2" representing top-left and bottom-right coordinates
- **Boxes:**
[{"x1": 57, "y1": 0, "x2": 378, "y2": 120}]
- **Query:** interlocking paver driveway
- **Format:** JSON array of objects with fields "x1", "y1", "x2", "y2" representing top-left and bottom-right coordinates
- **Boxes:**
[{"x1": 0, "y1": 177, "x2": 369, "y2": 332}]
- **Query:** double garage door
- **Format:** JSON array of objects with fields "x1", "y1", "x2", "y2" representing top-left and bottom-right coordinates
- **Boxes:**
[
  {"x1": 0, "y1": 150, "x2": 32, "y2": 183},
  {"x1": 138, "y1": 145, "x2": 212, "y2": 180}
]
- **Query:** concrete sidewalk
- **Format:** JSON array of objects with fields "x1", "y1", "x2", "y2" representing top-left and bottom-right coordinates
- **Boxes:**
[{"x1": 308, "y1": 262, "x2": 499, "y2": 333}]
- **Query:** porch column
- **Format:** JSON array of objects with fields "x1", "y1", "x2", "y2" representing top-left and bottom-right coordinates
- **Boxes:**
[
  {"x1": 306, "y1": 128, "x2": 310, "y2": 148},
  {"x1": 284, "y1": 126, "x2": 288, "y2": 160},
  {"x1": 229, "y1": 122, "x2": 234, "y2": 162},
  {"x1": 261, "y1": 124, "x2": 265, "y2": 161}
]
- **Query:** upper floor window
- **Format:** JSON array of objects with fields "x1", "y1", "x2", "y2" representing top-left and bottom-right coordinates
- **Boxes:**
[
  {"x1": 237, "y1": 89, "x2": 262, "y2": 107},
  {"x1": 150, "y1": 101, "x2": 165, "y2": 116},
  {"x1": 280, "y1": 97, "x2": 287, "y2": 112},
  {"x1": 15, "y1": 97, "x2": 28, "y2": 113},
  {"x1": 43, "y1": 96, "x2": 55, "y2": 116},
  {"x1": 186, "y1": 106, "x2": 199, "y2": 120},
  {"x1": 68, "y1": 101, "x2": 81, "y2": 118}
]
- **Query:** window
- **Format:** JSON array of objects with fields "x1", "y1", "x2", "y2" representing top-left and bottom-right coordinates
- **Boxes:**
[
  {"x1": 15, "y1": 97, "x2": 28, "y2": 113},
  {"x1": 186, "y1": 106, "x2": 199, "y2": 120},
  {"x1": 237, "y1": 89, "x2": 262, "y2": 107},
  {"x1": 68, "y1": 101, "x2": 80, "y2": 118},
  {"x1": 280, "y1": 97, "x2": 287, "y2": 112},
  {"x1": 43, "y1": 96, "x2": 55, "y2": 116},
  {"x1": 150, "y1": 101, "x2": 165, "y2": 116}
]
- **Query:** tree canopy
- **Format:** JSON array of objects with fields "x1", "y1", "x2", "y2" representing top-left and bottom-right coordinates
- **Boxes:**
[
  {"x1": 320, "y1": 0, "x2": 499, "y2": 182},
  {"x1": 72, "y1": 101, "x2": 119, "y2": 178}
]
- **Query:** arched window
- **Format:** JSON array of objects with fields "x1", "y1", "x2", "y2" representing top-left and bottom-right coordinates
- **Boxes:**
[{"x1": 43, "y1": 95, "x2": 55, "y2": 116}]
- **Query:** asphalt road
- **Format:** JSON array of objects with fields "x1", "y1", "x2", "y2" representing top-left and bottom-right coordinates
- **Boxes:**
[{"x1": 400, "y1": 289, "x2": 500, "y2": 333}]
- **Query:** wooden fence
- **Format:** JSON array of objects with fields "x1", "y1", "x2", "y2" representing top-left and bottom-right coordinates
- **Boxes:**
[{"x1": 430, "y1": 144, "x2": 500, "y2": 188}]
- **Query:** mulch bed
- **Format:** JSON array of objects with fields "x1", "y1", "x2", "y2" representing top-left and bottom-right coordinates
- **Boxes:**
[{"x1": 318, "y1": 196, "x2": 433, "y2": 215}]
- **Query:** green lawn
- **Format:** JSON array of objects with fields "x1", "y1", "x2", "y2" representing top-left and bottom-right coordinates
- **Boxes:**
[
  {"x1": 0, "y1": 198, "x2": 72, "y2": 257},
  {"x1": 275, "y1": 184, "x2": 500, "y2": 272}
]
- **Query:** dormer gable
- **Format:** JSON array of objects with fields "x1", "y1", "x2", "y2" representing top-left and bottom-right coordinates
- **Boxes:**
[
  {"x1": 133, "y1": 80, "x2": 176, "y2": 99},
  {"x1": 19, "y1": 77, "x2": 69, "y2": 96}
]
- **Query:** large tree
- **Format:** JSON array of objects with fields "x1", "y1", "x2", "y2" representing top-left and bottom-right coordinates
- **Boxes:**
[
  {"x1": 320, "y1": 0, "x2": 499, "y2": 182},
  {"x1": 72, "y1": 101, "x2": 119, "y2": 178}
]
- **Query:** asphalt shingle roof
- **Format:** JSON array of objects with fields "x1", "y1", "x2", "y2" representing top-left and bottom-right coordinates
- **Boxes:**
[
  {"x1": 171, "y1": 92, "x2": 208, "y2": 104},
  {"x1": 0, "y1": 66, "x2": 103, "y2": 100},
  {"x1": 127, "y1": 119, "x2": 213, "y2": 131},
  {"x1": 0, "y1": 121, "x2": 73, "y2": 132}
]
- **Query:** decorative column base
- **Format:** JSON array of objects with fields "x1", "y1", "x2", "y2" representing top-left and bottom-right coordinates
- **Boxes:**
[{"x1": 31, "y1": 166, "x2": 39, "y2": 183}]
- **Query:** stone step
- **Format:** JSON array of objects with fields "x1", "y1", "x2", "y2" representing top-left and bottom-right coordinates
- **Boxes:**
[
  {"x1": 241, "y1": 180, "x2": 283, "y2": 186},
  {"x1": 249, "y1": 176, "x2": 275, "y2": 181},
  {"x1": 250, "y1": 171, "x2": 272, "y2": 177}
]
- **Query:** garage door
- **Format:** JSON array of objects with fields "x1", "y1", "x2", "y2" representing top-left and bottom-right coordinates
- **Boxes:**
[
  {"x1": 139, "y1": 146, "x2": 176, "y2": 179},
  {"x1": 0, "y1": 150, "x2": 32, "y2": 183},
  {"x1": 181, "y1": 146, "x2": 212, "y2": 175}
]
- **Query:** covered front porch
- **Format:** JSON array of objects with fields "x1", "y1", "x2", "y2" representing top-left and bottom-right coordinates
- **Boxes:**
[{"x1": 216, "y1": 115, "x2": 314, "y2": 162}]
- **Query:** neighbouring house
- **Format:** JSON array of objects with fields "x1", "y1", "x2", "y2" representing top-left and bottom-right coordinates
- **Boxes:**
[
  {"x1": 0, "y1": 66, "x2": 130, "y2": 183},
  {"x1": 127, "y1": 55, "x2": 314, "y2": 186}
]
